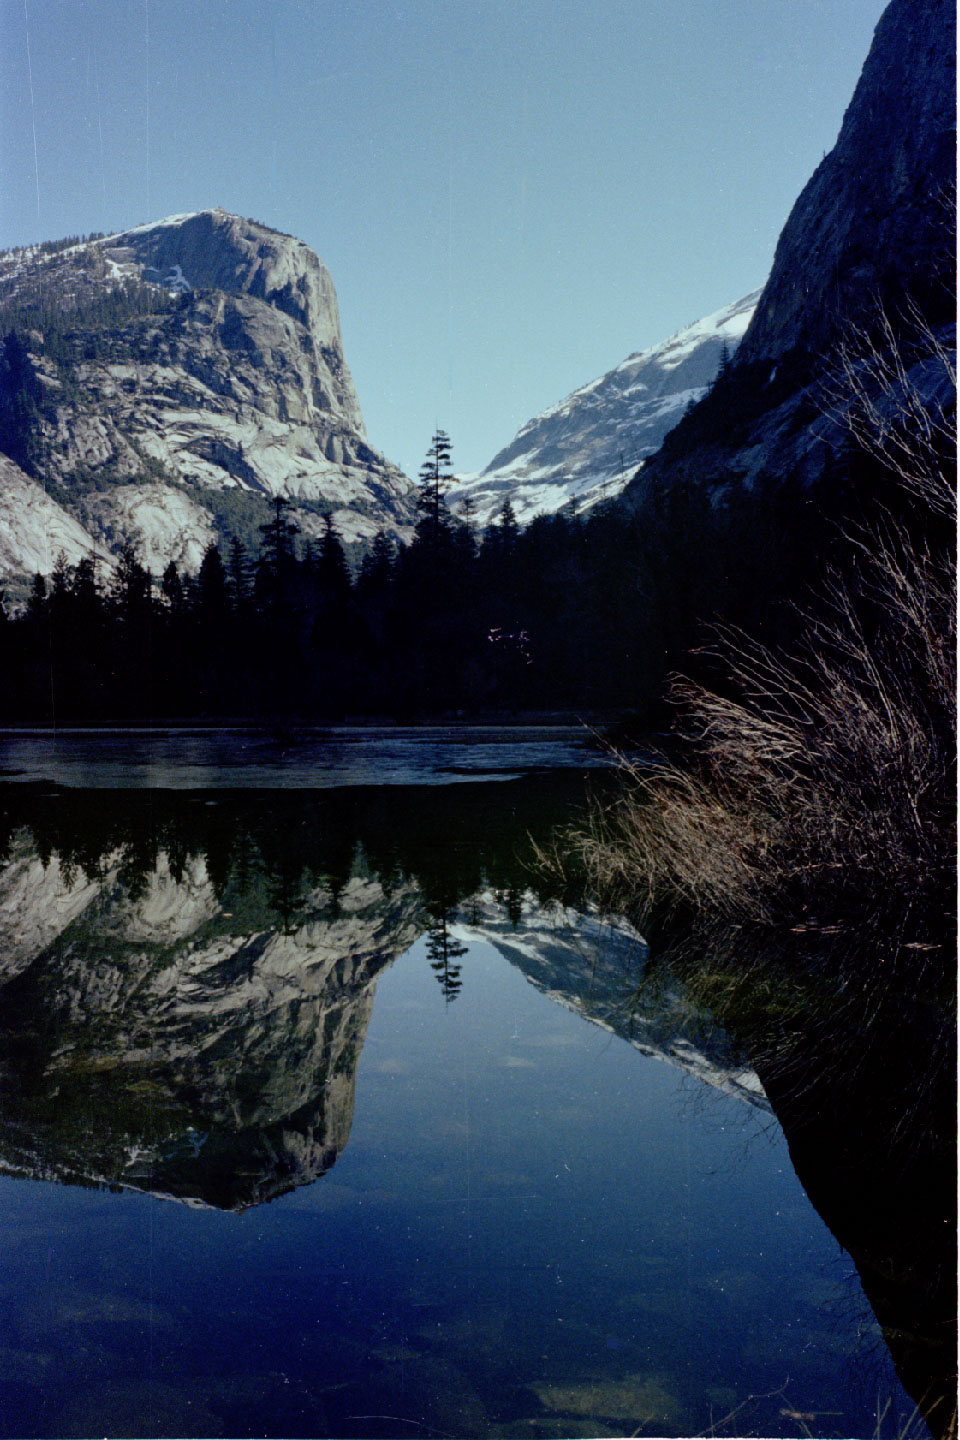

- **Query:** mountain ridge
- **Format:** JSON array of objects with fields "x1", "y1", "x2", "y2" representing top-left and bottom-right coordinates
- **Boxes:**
[
  {"x1": 621, "y1": 0, "x2": 956, "y2": 515},
  {"x1": 0, "y1": 208, "x2": 418, "y2": 583},
  {"x1": 452, "y1": 290, "x2": 760, "y2": 528}
]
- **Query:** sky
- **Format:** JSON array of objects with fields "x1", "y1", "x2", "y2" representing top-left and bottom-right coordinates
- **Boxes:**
[{"x1": 1, "y1": 0, "x2": 889, "y2": 478}]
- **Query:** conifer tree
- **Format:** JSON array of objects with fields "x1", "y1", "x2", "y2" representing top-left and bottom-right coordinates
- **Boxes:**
[
  {"x1": 26, "y1": 572, "x2": 47, "y2": 625},
  {"x1": 417, "y1": 429, "x2": 456, "y2": 539},
  {"x1": 197, "y1": 543, "x2": 229, "y2": 621},
  {"x1": 161, "y1": 560, "x2": 185, "y2": 614},
  {"x1": 258, "y1": 496, "x2": 299, "y2": 582},
  {"x1": 227, "y1": 538, "x2": 251, "y2": 615},
  {"x1": 426, "y1": 911, "x2": 468, "y2": 1002},
  {"x1": 357, "y1": 531, "x2": 395, "y2": 598},
  {"x1": 315, "y1": 513, "x2": 351, "y2": 610},
  {"x1": 255, "y1": 495, "x2": 300, "y2": 619}
]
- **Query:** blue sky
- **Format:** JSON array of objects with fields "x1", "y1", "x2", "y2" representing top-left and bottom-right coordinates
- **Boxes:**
[{"x1": 1, "y1": 0, "x2": 888, "y2": 476}]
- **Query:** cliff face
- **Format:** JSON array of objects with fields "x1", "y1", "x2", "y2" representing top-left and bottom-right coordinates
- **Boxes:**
[
  {"x1": 622, "y1": 0, "x2": 956, "y2": 510},
  {"x1": 0, "y1": 809, "x2": 768, "y2": 1210},
  {"x1": 737, "y1": 0, "x2": 955, "y2": 368},
  {"x1": 110, "y1": 209, "x2": 366, "y2": 430},
  {"x1": 0, "y1": 210, "x2": 417, "y2": 579}
]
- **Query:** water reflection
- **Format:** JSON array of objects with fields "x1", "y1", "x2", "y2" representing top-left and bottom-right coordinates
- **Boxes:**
[
  {"x1": 0, "y1": 778, "x2": 946, "y2": 1438},
  {"x1": 0, "y1": 778, "x2": 763, "y2": 1210},
  {"x1": 627, "y1": 926, "x2": 956, "y2": 1438}
]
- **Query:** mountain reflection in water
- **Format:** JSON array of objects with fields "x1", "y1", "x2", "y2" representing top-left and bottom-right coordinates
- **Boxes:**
[
  {"x1": 0, "y1": 779, "x2": 763, "y2": 1210},
  {"x1": 0, "y1": 777, "x2": 949, "y2": 1439}
]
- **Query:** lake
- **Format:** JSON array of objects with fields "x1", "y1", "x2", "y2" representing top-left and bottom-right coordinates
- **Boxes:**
[
  {"x1": 0, "y1": 731, "x2": 948, "y2": 1438},
  {"x1": 0, "y1": 725, "x2": 621, "y2": 789}
]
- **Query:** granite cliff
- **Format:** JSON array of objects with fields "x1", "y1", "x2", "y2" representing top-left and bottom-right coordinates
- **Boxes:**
[
  {"x1": 0, "y1": 806, "x2": 766, "y2": 1211},
  {"x1": 622, "y1": 0, "x2": 956, "y2": 512},
  {"x1": 0, "y1": 209, "x2": 417, "y2": 583},
  {"x1": 0, "y1": 833, "x2": 424, "y2": 1210}
]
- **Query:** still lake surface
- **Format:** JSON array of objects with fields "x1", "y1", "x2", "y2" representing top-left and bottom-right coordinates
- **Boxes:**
[{"x1": 0, "y1": 730, "x2": 938, "y2": 1438}]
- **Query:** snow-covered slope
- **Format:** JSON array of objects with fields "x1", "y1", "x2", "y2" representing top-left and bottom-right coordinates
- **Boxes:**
[
  {"x1": 0, "y1": 209, "x2": 417, "y2": 580},
  {"x1": 451, "y1": 291, "x2": 760, "y2": 528}
]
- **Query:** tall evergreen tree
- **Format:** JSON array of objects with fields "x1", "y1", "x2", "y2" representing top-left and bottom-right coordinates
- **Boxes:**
[
  {"x1": 257, "y1": 496, "x2": 300, "y2": 588},
  {"x1": 196, "y1": 543, "x2": 230, "y2": 622},
  {"x1": 417, "y1": 429, "x2": 456, "y2": 539},
  {"x1": 227, "y1": 537, "x2": 251, "y2": 616},
  {"x1": 314, "y1": 513, "x2": 352, "y2": 611}
]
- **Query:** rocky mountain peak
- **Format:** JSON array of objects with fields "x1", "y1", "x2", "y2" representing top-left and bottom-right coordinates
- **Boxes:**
[
  {"x1": 453, "y1": 289, "x2": 761, "y2": 528},
  {"x1": 100, "y1": 209, "x2": 365, "y2": 432},
  {"x1": 0, "y1": 210, "x2": 417, "y2": 580},
  {"x1": 621, "y1": 0, "x2": 955, "y2": 510}
]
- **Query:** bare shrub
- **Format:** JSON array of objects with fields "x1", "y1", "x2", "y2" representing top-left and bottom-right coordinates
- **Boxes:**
[{"x1": 561, "y1": 303, "x2": 956, "y2": 960}]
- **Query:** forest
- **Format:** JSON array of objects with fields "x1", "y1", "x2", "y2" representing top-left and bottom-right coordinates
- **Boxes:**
[{"x1": 0, "y1": 442, "x2": 859, "y2": 725}]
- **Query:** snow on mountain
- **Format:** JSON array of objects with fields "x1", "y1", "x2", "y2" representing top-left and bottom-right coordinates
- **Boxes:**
[
  {"x1": 622, "y1": 0, "x2": 956, "y2": 516},
  {"x1": 451, "y1": 291, "x2": 761, "y2": 528},
  {"x1": 0, "y1": 209, "x2": 418, "y2": 580}
]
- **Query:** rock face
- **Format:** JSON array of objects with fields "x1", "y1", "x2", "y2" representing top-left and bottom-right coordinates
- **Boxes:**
[
  {"x1": 622, "y1": 0, "x2": 956, "y2": 511},
  {"x1": 0, "y1": 209, "x2": 417, "y2": 581},
  {"x1": 0, "y1": 453, "x2": 112, "y2": 582},
  {"x1": 736, "y1": 0, "x2": 955, "y2": 369},
  {"x1": 452, "y1": 292, "x2": 759, "y2": 529}
]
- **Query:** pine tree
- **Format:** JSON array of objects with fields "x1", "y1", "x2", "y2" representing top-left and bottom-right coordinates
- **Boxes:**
[
  {"x1": 314, "y1": 513, "x2": 352, "y2": 611},
  {"x1": 417, "y1": 429, "x2": 456, "y2": 540},
  {"x1": 161, "y1": 560, "x2": 185, "y2": 614},
  {"x1": 227, "y1": 538, "x2": 251, "y2": 615},
  {"x1": 498, "y1": 499, "x2": 519, "y2": 550},
  {"x1": 357, "y1": 531, "x2": 395, "y2": 599},
  {"x1": 26, "y1": 572, "x2": 47, "y2": 625},
  {"x1": 258, "y1": 496, "x2": 300, "y2": 582},
  {"x1": 255, "y1": 495, "x2": 300, "y2": 619},
  {"x1": 113, "y1": 544, "x2": 153, "y2": 623},
  {"x1": 426, "y1": 911, "x2": 468, "y2": 1002},
  {"x1": 197, "y1": 543, "x2": 229, "y2": 621}
]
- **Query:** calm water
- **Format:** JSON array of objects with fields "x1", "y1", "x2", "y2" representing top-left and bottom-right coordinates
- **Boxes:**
[{"x1": 0, "y1": 740, "x2": 943, "y2": 1439}]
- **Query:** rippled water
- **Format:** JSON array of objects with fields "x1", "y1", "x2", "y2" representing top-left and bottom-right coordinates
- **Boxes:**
[{"x1": 0, "y1": 725, "x2": 622, "y2": 788}]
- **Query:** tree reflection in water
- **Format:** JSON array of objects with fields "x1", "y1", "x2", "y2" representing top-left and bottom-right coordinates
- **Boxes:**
[
  {"x1": 0, "y1": 776, "x2": 952, "y2": 1436},
  {"x1": 0, "y1": 776, "x2": 599, "y2": 1211},
  {"x1": 426, "y1": 911, "x2": 467, "y2": 1002}
]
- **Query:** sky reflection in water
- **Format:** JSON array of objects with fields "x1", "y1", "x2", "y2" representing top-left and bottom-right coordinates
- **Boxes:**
[{"x1": 0, "y1": 772, "x2": 926, "y2": 1439}]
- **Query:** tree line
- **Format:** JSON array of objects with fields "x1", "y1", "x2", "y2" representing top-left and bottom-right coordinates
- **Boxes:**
[{"x1": 0, "y1": 428, "x2": 845, "y2": 724}]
